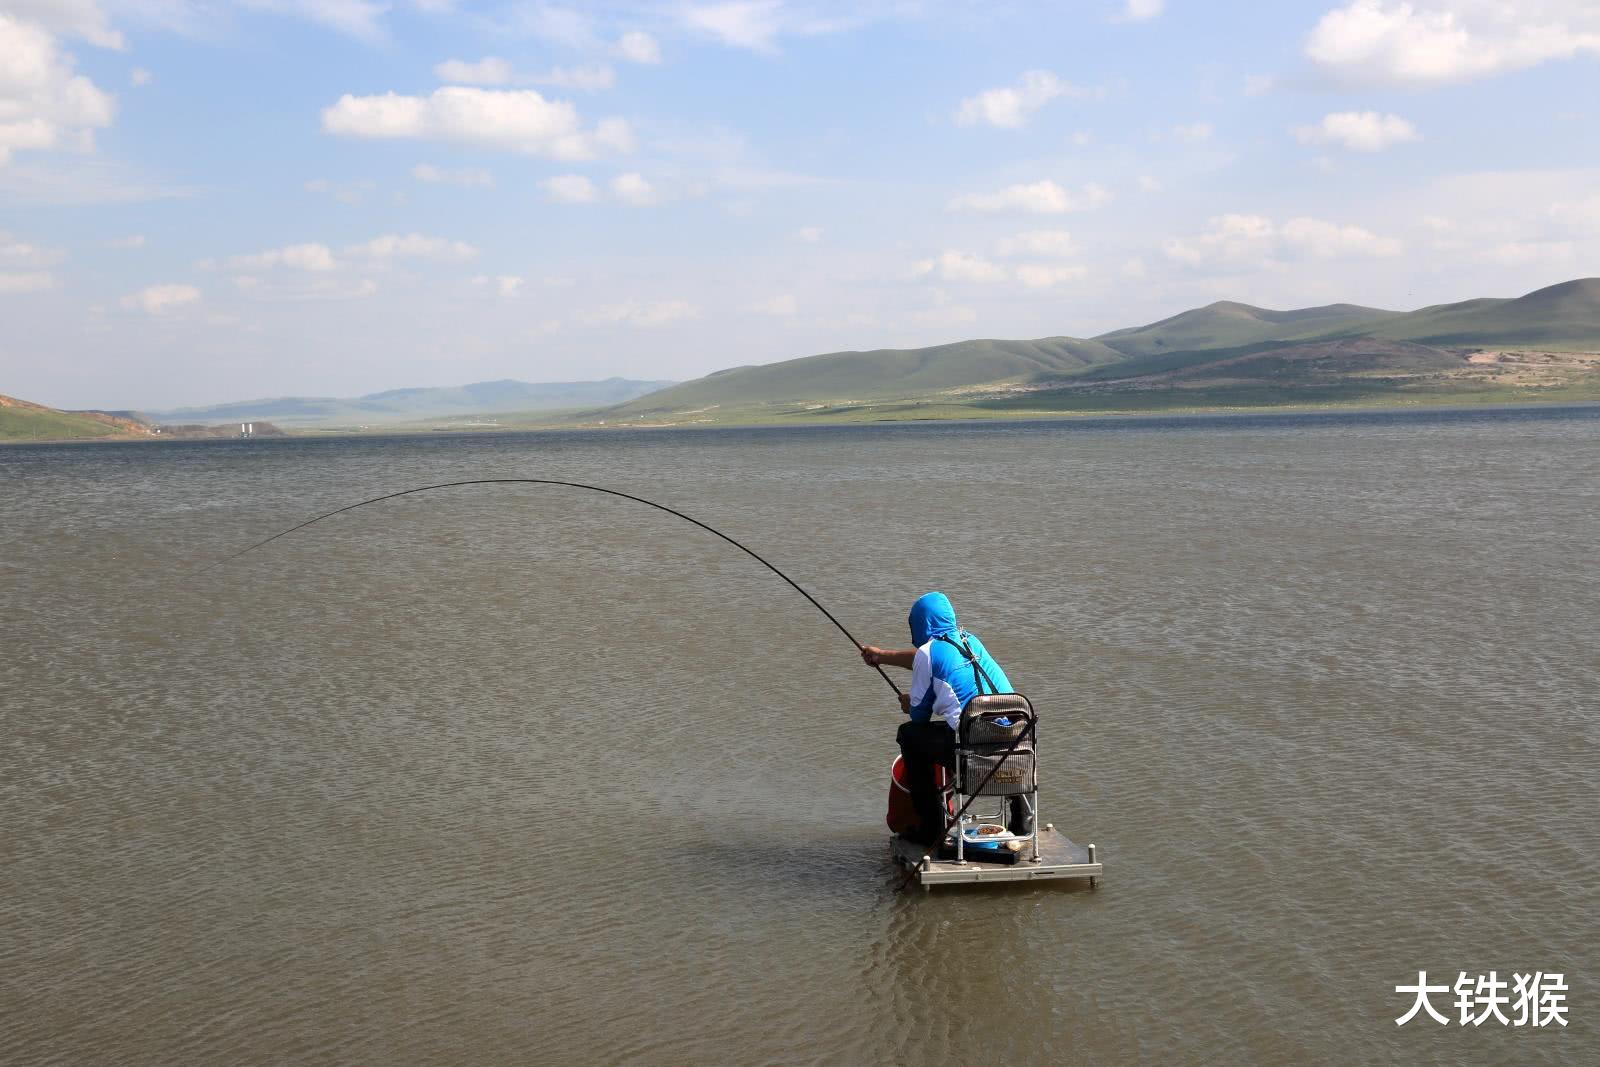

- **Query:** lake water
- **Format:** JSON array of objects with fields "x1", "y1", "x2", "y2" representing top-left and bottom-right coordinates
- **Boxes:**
[{"x1": 3, "y1": 407, "x2": 1596, "y2": 1064}]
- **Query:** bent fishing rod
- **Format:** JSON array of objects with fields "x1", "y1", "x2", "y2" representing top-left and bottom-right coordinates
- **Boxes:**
[{"x1": 196, "y1": 478, "x2": 903, "y2": 698}]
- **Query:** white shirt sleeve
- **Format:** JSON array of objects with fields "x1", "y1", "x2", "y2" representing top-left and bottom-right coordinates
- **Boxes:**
[{"x1": 908, "y1": 645, "x2": 932, "y2": 712}]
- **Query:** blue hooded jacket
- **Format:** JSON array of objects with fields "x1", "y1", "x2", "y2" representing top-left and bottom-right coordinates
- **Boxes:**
[{"x1": 906, "y1": 592, "x2": 1013, "y2": 727}]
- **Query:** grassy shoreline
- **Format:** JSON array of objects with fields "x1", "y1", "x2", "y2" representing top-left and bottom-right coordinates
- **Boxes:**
[
  {"x1": 498, "y1": 376, "x2": 1600, "y2": 431},
  {"x1": 9, "y1": 389, "x2": 1597, "y2": 445}
]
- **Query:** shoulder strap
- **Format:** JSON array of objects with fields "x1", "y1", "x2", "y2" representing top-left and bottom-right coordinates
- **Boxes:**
[{"x1": 934, "y1": 633, "x2": 998, "y2": 697}]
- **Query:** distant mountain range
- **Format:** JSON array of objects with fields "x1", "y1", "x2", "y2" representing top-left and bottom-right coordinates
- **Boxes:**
[
  {"x1": 1092, "y1": 278, "x2": 1600, "y2": 361},
  {"x1": 6, "y1": 280, "x2": 1598, "y2": 442},
  {"x1": 603, "y1": 278, "x2": 1600, "y2": 423},
  {"x1": 1093, "y1": 300, "x2": 1399, "y2": 357},
  {"x1": 606, "y1": 337, "x2": 1127, "y2": 416},
  {"x1": 148, "y1": 377, "x2": 676, "y2": 426}
]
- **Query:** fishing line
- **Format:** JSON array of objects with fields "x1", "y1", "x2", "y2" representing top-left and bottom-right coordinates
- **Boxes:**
[{"x1": 194, "y1": 478, "x2": 903, "y2": 697}]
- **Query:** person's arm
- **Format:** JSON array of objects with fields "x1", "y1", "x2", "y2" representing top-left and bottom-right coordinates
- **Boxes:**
[
  {"x1": 860, "y1": 645, "x2": 916, "y2": 670},
  {"x1": 904, "y1": 646, "x2": 934, "y2": 720}
]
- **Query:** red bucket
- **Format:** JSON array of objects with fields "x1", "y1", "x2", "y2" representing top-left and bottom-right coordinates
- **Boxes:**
[{"x1": 887, "y1": 756, "x2": 952, "y2": 833}]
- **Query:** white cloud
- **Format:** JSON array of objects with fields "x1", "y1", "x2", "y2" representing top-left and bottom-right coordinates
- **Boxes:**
[
  {"x1": 1293, "y1": 110, "x2": 1419, "y2": 151},
  {"x1": 472, "y1": 273, "x2": 524, "y2": 296},
  {"x1": 610, "y1": 171, "x2": 656, "y2": 205},
  {"x1": 121, "y1": 283, "x2": 199, "y2": 314},
  {"x1": 913, "y1": 250, "x2": 1008, "y2": 283},
  {"x1": 511, "y1": 6, "x2": 597, "y2": 49},
  {"x1": 918, "y1": 237, "x2": 1086, "y2": 289},
  {"x1": 241, "y1": 0, "x2": 390, "y2": 42},
  {"x1": 105, "y1": 234, "x2": 145, "y2": 248},
  {"x1": 752, "y1": 293, "x2": 797, "y2": 316},
  {"x1": 1306, "y1": 0, "x2": 1600, "y2": 86},
  {"x1": 953, "y1": 70, "x2": 1089, "y2": 129},
  {"x1": 683, "y1": 1, "x2": 785, "y2": 51},
  {"x1": 130, "y1": 67, "x2": 151, "y2": 87},
  {"x1": 594, "y1": 116, "x2": 635, "y2": 153},
  {"x1": 321, "y1": 87, "x2": 633, "y2": 159},
  {"x1": 434, "y1": 58, "x2": 615, "y2": 92},
  {"x1": 1163, "y1": 214, "x2": 1275, "y2": 266},
  {"x1": 0, "y1": 231, "x2": 62, "y2": 267},
  {"x1": 1549, "y1": 193, "x2": 1600, "y2": 230},
  {"x1": 542, "y1": 173, "x2": 597, "y2": 202},
  {"x1": 223, "y1": 233, "x2": 475, "y2": 276},
  {"x1": 412, "y1": 163, "x2": 493, "y2": 187},
  {"x1": 1478, "y1": 239, "x2": 1578, "y2": 266},
  {"x1": 948, "y1": 180, "x2": 1110, "y2": 214},
  {"x1": 1281, "y1": 216, "x2": 1404, "y2": 257},
  {"x1": 535, "y1": 64, "x2": 615, "y2": 91},
  {"x1": 1243, "y1": 73, "x2": 1275, "y2": 95},
  {"x1": 616, "y1": 30, "x2": 661, "y2": 64},
  {"x1": 229, "y1": 243, "x2": 338, "y2": 272},
  {"x1": 995, "y1": 229, "x2": 1075, "y2": 258},
  {"x1": 1137, "y1": 174, "x2": 1162, "y2": 192},
  {"x1": 5, "y1": 0, "x2": 124, "y2": 49},
  {"x1": 1165, "y1": 213, "x2": 1402, "y2": 266},
  {"x1": 1124, "y1": 0, "x2": 1164, "y2": 21},
  {"x1": 347, "y1": 233, "x2": 477, "y2": 262},
  {"x1": 1400, "y1": 168, "x2": 1600, "y2": 258},
  {"x1": 248, "y1": 0, "x2": 393, "y2": 42},
  {"x1": 1171, "y1": 121, "x2": 1214, "y2": 142},
  {"x1": 435, "y1": 56, "x2": 513, "y2": 85},
  {"x1": 0, "y1": 159, "x2": 193, "y2": 206},
  {"x1": 588, "y1": 299, "x2": 699, "y2": 326},
  {"x1": 0, "y1": 14, "x2": 117, "y2": 167},
  {"x1": 0, "y1": 270, "x2": 55, "y2": 293},
  {"x1": 1014, "y1": 263, "x2": 1087, "y2": 288},
  {"x1": 680, "y1": 0, "x2": 859, "y2": 52},
  {"x1": 795, "y1": 225, "x2": 822, "y2": 243}
]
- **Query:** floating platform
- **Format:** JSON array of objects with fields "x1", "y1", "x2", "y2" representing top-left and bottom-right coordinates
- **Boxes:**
[{"x1": 891, "y1": 825, "x2": 1102, "y2": 889}]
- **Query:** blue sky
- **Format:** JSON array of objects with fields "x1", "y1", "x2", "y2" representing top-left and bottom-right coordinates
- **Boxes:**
[{"x1": 3, "y1": 0, "x2": 1598, "y2": 409}]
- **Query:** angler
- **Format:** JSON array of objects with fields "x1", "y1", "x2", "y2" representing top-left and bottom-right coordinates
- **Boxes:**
[
  {"x1": 867, "y1": 592, "x2": 1104, "y2": 889},
  {"x1": 860, "y1": 592, "x2": 1031, "y2": 846}
]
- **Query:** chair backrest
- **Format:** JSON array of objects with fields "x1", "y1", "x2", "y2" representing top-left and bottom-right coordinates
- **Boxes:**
[{"x1": 959, "y1": 692, "x2": 1035, "y2": 747}]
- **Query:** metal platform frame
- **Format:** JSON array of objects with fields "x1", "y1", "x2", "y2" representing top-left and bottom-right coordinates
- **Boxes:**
[
  {"x1": 888, "y1": 692, "x2": 1101, "y2": 889},
  {"x1": 890, "y1": 824, "x2": 1102, "y2": 889}
]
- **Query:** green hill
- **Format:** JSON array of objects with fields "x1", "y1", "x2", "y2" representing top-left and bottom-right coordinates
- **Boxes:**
[
  {"x1": 1, "y1": 395, "x2": 149, "y2": 442},
  {"x1": 1113, "y1": 338, "x2": 1464, "y2": 384},
  {"x1": 607, "y1": 337, "x2": 1126, "y2": 418},
  {"x1": 1333, "y1": 278, "x2": 1600, "y2": 349},
  {"x1": 1073, "y1": 279, "x2": 1600, "y2": 384},
  {"x1": 1094, "y1": 301, "x2": 1399, "y2": 358}
]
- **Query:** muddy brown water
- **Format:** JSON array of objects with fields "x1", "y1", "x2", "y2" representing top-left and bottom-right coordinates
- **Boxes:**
[{"x1": 3, "y1": 408, "x2": 1596, "y2": 1064}]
